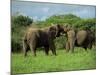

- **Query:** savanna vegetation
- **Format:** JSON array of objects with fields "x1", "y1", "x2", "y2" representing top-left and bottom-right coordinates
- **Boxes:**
[
  {"x1": 11, "y1": 14, "x2": 96, "y2": 74},
  {"x1": 12, "y1": 49, "x2": 96, "y2": 74}
]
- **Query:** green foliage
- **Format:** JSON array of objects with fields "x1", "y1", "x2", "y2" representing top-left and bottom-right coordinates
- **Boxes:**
[
  {"x1": 45, "y1": 14, "x2": 81, "y2": 24},
  {"x1": 55, "y1": 36, "x2": 67, "y2": 49},
  {"x1": 74, "y1": 18, "x2": 96, "y2": 30},
  {"x1": 11, "y1": 49, "x2": 96, "y2": 74},
  {"x1": 11, "y1": 15, "x2": 33, "y2": 52},
  {"x1": 45, "y1": 14, "x2": 96, "y2": 31},
  {"x1": 12, "y1": 15, "x2": 33, "y2": 26},
  {"x1": 35, "y1": 21, "x2": 48, "y2": 28}
]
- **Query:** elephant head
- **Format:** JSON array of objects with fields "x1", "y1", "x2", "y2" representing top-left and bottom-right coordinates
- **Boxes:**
[
  {"x1": 60, "y1": 24, "x2": 76, "y2": 52},
  {"x1": 49, "y1": 23, "x2": 65, "y2": 38},
  {"x1": 63, "y1": 24, "x2": 73, "y2": 32}
]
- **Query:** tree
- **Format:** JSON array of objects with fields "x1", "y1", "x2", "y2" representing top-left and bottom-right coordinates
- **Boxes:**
[
  {"x1": 11, "y1": 15, "x2": 33, "y2": 52},
  {"x1": 45, "y1": 14, "x2": 81, "y2": 25}
]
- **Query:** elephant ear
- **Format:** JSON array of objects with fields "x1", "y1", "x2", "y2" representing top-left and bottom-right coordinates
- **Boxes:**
[
  {"x1": 56, "y1": 24, "x2": 66, "y2": 37},
  {"x1": 48, "y1": 24, "x2": 64, "y2": 38}
]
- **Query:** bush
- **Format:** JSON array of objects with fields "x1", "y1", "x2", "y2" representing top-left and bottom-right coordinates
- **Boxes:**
[
  {"x1": 45, "y1": 14, "x2": 81, "y2": 24},
  {"x1": 12, "y1": 15, "x2": 33, "y2": 26},
  {"x1": 11, "y1": 15, "x2": 33, "y2": 52},
  {"x1": 55, "y1": 36, "x2": 67, "y2": 49},
  {"x1": 74, "y1": 18, "x2": 96, "y2": 31}
]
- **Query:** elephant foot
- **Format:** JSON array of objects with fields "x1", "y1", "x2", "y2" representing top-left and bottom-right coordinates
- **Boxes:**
[
  {"x1": 52, "y1": 52, "x2": 57, "y2": 56},
  {"x1": 54, "y1": 52, "x2": 57, "y2": 56},
  {"x1": 24, "y1": 53, "x2": 27, "y2": 57}
]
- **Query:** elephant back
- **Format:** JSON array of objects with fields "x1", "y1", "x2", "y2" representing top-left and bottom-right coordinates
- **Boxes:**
[
  {"x1": 76, "y1": 30, "x2": 87, "y2": 45},
  {"x1": 24, "y1": 28, "x2": 40, "y2": 42}
]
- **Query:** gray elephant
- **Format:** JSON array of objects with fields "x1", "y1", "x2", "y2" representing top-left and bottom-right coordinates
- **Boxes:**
[
  {"x1": 64, "y1": 26, "x2": 76, "y2": 52},
  {"x1": 64, "y1": 26, "x2": 95, "y2": 52},
  {"x1": 23, "y1": 24, "x2": 64, "y2": 57},
  {"x1": 75, "y1": 30, "x2": 95, "y2": 50}
]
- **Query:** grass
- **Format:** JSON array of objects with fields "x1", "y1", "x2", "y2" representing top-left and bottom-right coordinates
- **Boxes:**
[{"x1": 11, "y1": 48, "x2": 96, "y2": 74}]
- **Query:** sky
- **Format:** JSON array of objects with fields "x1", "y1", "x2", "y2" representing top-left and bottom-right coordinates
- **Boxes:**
[{"x1": 11, "y1": 1, "x2": 96, "y2": 21}]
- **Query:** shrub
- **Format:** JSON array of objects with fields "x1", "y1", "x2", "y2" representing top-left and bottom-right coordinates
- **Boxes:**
[{"x1": 11, "y1": 15, "x2": 33, "y2": 52}]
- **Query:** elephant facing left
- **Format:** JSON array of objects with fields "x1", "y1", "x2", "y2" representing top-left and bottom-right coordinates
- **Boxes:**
[{"x1": 23, "y1": 24, "x2": 64, "y2": 57}]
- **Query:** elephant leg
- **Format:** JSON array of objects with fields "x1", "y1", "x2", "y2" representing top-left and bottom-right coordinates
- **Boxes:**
[
  {"x1": 29, "y1": 42, "x2": 37, "y2": 56},
  {"x1": 83, "y1": 46, "x2": 88, "y2": 51},
  {"x1": 23, "y1": 40, "x2": 28, "y2": 57},
  {"x1": 44, "y1": 46, "x2": 49, "y2": 55},
  {"x1": 49, "y1": 41, "x2": 56, "y2": 55},
  {"x1": 66, "y1": 42, "x2": 70, "y2": 52},
  {"x1": 69, "y1": 40, "x2": 75, "y2": 53},
  {"x1": 88, "y1": 43, "x2": 92, "y2": 50}
]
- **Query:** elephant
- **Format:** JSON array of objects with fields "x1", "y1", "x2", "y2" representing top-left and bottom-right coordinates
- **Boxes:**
[
  {"x1": 75, "y1": 30, "x2": 95, "y2": 50},
  {"x1": 63, "y1": 26, "x2": 76, "y2": 52},
  {"x1": 23, "y1": 24, "x2": 64, "y2": 57},
  {"x1": 64, "y1": 26, "x2": 95, "y2": 52}
]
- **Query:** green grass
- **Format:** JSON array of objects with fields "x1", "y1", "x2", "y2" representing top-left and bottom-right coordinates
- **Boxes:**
[{"x1": 11, "y1": 48, "x2": 96, "y2": 74}]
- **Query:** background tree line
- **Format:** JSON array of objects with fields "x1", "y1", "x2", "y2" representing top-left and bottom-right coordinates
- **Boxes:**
[{"x1": 11, "y1": 14, "x2": 96, "y2": 52}]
